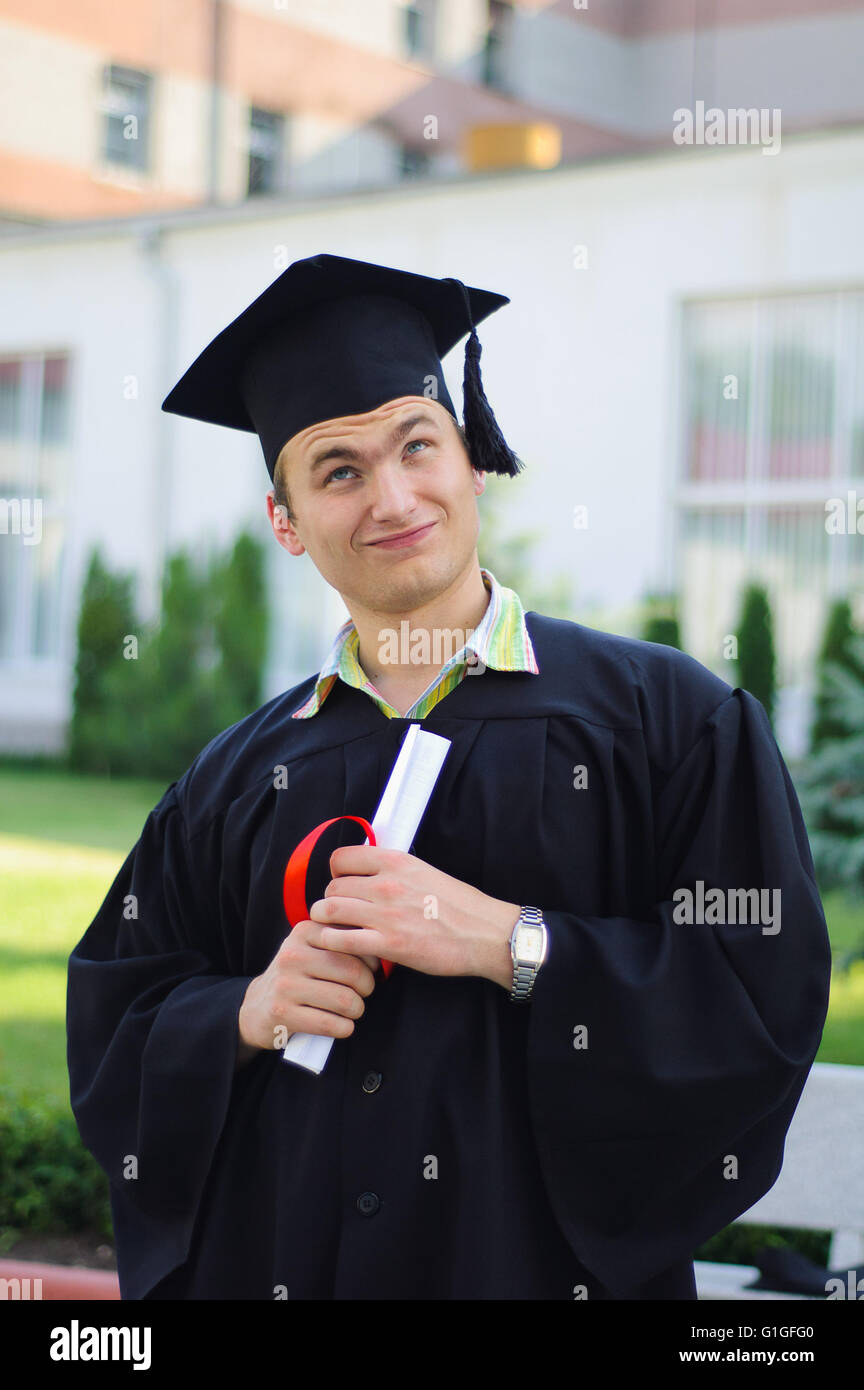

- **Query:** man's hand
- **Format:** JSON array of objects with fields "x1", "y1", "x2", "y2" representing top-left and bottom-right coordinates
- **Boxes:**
[
  {"x1": 236, "y1": 919, "x2": 380, "y2": 1065},
  {"x1": 309, "y1": 845, "x2": 521, "y2": 989}
]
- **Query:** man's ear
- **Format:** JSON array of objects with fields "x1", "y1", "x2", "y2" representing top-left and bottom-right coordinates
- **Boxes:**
[{"x1": 266, "y1": 491, "x2": 305, "y2": 556}]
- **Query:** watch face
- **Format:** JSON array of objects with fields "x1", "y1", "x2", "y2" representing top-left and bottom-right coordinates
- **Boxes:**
[{"x1": 518, "y1": 925, "x2": 545, "y2": 964}]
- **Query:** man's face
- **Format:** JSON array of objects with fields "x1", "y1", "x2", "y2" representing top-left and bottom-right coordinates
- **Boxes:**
[{"x1": 266, "y1": 396, "x2": 486, "y2": 614}]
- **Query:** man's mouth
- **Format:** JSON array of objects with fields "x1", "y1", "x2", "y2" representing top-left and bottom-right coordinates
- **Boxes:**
[{"x1": 366, "y1": 521, "x2": 438, "y2": 549}]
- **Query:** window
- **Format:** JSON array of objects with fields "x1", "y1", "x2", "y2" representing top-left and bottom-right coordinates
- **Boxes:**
[
  {"x1": 482, "y1": 1, "x2": 511, "y2": 90},
  {"x1": 0, "y1": 354, "x2": 71, "y2": 661},
  {"x1": 248, "y1": 107, "x2": 286, "y2": 196},
  {"x1": 403, "y1": 1, "x2": 436, "y2": 61},
  {"x1": 102, "y1": 65, "x2": 151, "y2": 171},
  {"x1": 677, "y1": 291, "x2": 864, "y2": 691},
  {"x1": 398, "y1": 144, "x2": 431, "y2": 179}
]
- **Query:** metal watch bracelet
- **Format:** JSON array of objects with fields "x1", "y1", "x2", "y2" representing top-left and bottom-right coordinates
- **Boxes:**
[{"x1": 509, "y1": 905, "x2": 546, "y2": 1002}]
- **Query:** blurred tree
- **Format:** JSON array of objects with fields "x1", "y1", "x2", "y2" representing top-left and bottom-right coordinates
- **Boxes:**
[
  {"x1": 735, "y1": 582, "x2": 776, "y2": 727},
  {"x1": 797, "y1": 635, "x2": 864, "y2": 906},
  {"x1": 810, "y1": 598, "x2": 862, "y2": 753},
  {"x1": 69, "y1": 534, "x2": 268, "y2": 780},
  {"x1": 640, "y1": 593, "x2": 681, "y2": 649},
  {"x1": 136, "y1": 550, "x2": 217, "y2": 779},
  {"x1": 212, "y1": 532, "x2": 268, "y2": 729},
  {"x1": 68, "y1": 549, "x2": 139, "y2": 775}
]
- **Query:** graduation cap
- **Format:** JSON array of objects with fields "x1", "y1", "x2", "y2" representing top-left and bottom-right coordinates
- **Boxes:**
[{"x1": 161, "y1": 251, "x2": 524, "y2": 482}]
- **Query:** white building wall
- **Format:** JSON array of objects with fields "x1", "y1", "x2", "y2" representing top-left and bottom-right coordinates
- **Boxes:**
[
  {"x1": 233, "y1": 0, "x2": 491, "y2": 68},
  {"x1": 158, "y1": 74, "x2": 212, "y2": 200},
  {"x1": 0, "y1": 20, "x2": 100, "y2": 166},
  {"x1": 232, "y1": 0, "x2": 407, "y2": 58}
]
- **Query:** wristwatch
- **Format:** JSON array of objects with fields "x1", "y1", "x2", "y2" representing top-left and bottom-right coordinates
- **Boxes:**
[{"x1": 509, "y1": 906, "x2": 548, "y2": 1001}]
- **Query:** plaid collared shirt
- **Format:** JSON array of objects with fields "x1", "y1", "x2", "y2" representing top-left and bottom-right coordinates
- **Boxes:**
[{"x1": 291, "y1": 567, "x2": 539, "y2": 721}]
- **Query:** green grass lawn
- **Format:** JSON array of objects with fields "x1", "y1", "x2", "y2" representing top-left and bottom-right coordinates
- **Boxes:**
[
  {"x1": 0, "y1": 766, "x2": 863, "y2": 1102},
  {"x1": 0, "y1": 765, "x2": 169, "y2": 851},
  {"x1": 0, "y1": 766, "x2": 168, "y2": 1098}
]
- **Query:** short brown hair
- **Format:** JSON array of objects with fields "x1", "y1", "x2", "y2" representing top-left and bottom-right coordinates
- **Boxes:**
[{"x1": 272, "y1": 449, "x2": 295, "y2": 522}]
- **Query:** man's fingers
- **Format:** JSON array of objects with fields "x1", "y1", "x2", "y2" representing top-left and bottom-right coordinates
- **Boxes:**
[
  {"x1": 287, "y1": 925, "x2": 377, "y2": 994},
  {"x1": 287, "y1": 1007, "x2": 357, "y2": 1040},
  {"x1": 300, "y1": 978, "x2": 368, "y2": 1020}
]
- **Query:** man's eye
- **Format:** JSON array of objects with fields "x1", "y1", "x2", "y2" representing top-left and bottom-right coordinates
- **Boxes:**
[
  {"x1": 323, "y1": 465, "x2": 357, "y2": 484},
  {"x1": 324, "y1": 441, "x2": 429, "y2": 485}
]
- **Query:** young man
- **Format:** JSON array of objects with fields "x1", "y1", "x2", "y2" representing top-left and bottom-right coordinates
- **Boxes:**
[{"x1": 67, "y1": 253, "x2": 831, "y2": 1301}]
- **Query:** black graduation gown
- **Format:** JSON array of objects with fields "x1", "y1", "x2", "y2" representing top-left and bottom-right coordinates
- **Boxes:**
[{"x1": 66, "y1": 612, "x2": 832, "y2": 1301}]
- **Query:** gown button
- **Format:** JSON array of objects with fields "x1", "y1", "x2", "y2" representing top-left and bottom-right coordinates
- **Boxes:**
[
  {"x1": 362, "y1": 1069, "x2": 382, "y2": 1093},
  {"x1": 357, "y1": 1191, "x2": 380, "y2": 1216}
]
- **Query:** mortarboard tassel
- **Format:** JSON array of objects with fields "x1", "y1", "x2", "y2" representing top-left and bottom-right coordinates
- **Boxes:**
[{"x1": 443, "y1": 277, "x2": 525, "y2": 478}]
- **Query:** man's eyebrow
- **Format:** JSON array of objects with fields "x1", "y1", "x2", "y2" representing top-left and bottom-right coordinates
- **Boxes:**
[{"x1": 306, "y1": 413, "x2": 441, "y2": 475}]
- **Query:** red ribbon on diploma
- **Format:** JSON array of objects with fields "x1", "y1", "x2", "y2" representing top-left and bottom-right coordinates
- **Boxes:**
[{"x1": 282, "y1": 816, "x2": 394, "y2": 979}]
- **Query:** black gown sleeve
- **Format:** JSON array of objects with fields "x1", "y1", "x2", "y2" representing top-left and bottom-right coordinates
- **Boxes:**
[
  {"x1": 525, "y1": 686, "x2": 832, "y2": 1298},
  {"x1": 66, "y1": 785, "x2": 255, "y2": 1299}
]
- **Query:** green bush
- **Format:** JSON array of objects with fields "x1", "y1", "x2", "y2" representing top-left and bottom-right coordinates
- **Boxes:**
[
  {"x1": 67, "y1": 551, "x2": 139, "y2": 776},
  {"x1": 0, "y1": 1087, "x2": 111, "y2": 1238},
  {"x1": 798, "y1": 635, "x2": 864, "y2": 901},
  {"x1": 810, "y1": 598, "x2": 862, "y2": 753},
  {"x1": 135, "y1": 550, "x2": 220, "y2": 780},
  {"x1": 640, "y1": 593, "x2": 681, "y2": 649},
  {"x1": 69, "y1": 533, "x2": 268, "y2": 782},
  {"x1": 735, "y1": 582, "x2": 777, "y2": 726},
  {"x1": 695, "y1": 1222, "x2": 830, "y2": 1270},
  {"x1": 211, "y1": 533, "x2": 268, "y2": 729}
]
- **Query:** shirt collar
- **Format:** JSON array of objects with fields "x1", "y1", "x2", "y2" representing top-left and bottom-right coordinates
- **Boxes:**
[{"x1": 291, "y1": 567, "x2": 538, "y2": 719}]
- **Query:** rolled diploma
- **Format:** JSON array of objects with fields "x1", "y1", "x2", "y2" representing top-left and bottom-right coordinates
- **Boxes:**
[{"x1": 282, "y1": 725, "x2": 452, "y2": 1074}]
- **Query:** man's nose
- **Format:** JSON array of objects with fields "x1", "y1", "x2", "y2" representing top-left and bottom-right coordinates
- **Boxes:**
[{"x1": 368, "y1": 463, "x2": 418, "y2": 519}]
